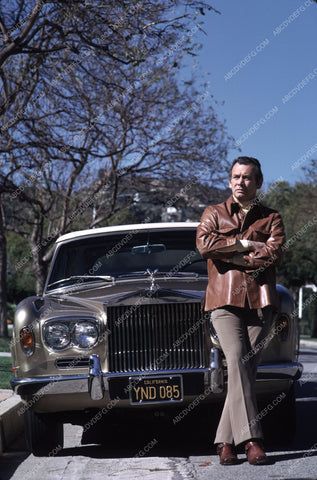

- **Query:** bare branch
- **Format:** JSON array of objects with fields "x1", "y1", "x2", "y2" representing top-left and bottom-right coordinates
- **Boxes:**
[{"x1": 0, "y1": 0, "x2": 46, "y2": 66}]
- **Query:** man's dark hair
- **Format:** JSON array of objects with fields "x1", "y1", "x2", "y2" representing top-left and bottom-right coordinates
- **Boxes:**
[{"x1": 229, "y1": 156, "x2": 263, "y2": 186}]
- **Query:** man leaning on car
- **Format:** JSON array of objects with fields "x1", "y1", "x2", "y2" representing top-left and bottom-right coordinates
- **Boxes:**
[{"x1": 196, "y1": 156, "x2": 285, "y2": 465}]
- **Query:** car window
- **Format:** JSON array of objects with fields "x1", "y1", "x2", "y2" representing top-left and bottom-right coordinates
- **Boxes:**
[{"x1": 46, "y1": 229, "x2": 207, "y2": 289}]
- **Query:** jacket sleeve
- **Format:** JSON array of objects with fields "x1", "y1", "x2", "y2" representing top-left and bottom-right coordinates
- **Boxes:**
[
  {"x1": 244, "y1": 212, "x2": 286, "y2": 269},
  {"x1": 196, "y1": 206, "x2": 238, "y2": 260},
  {"x1": 196, "y1": 206, "x2": 286, "y2": 269}
]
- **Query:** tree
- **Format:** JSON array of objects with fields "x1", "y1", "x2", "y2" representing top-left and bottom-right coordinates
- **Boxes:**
[
  {"x1": 0, "y1": 195, "x2": 7, "y2": 337},
  {"x1": 0, "y1": 1, "x2": 232, "y2": 335},
  {"x1": 265, "y1": 178, "x2": 317, "y2": 288},
  {"x1": 265, "y1": 170, "x2": 317, "y2": 337}
]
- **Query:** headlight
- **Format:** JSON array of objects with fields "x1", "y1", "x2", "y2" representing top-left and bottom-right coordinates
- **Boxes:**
[
  {"x1": 43, "y1": 318, "x2": 99, "y2": 350},
  {"x1": 73, "y1": 321, "x2": 98, "y2": 348},
  {"x1": 44, "y1": 323, "x2": 71, "y2": 350}
]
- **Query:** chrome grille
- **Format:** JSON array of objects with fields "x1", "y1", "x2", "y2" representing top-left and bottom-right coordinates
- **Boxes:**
[
  {"x1": 55, "y1": 357, "x2": 90, "y2": 369},
  {"x1": 107, "y1": 302, "x2": 206, "y2": 372}
]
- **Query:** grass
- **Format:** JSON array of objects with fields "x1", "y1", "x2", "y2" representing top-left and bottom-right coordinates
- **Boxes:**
[
  {"x1": 0, "y1": 335, "x2": 12, "y2": 353},
  {"x1": 0, "y1": 357, "x2": 12, "y2": 389},
  {"x1": 301, "y1": 335, "x2": 317, "y2": 342},
  {"x1": 0, "y1": 327, "x2": 12, "y2": 389}
]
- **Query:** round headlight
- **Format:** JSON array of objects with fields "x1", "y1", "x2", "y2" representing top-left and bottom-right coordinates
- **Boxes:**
[
  {"x1": 73, "y1": 321, "x2": 98, "y2": 348},
  {"x1": 44, "y1": 323, "x2": 71, "y2": 350}
]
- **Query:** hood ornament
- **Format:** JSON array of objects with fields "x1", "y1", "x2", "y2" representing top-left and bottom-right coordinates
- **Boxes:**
[{"x1": 145, "y1": 268, "x2": 159, "y2": 292}]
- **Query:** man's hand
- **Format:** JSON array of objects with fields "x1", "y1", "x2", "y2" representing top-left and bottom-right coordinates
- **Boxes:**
[
  {"x1": 247, "y1": 240, "x2": 266, "y2": 251},
  {"x1": 217, "y1": 239, "x2": 250, "y2": 253},
  {"x1": 236, "y1": 239, "x2": 250, "y2": 252},
  {"x1": 236, "y1": 240, "x2": 266, "y2": 252},
  {"x1": 218, "y1": 240, "x2": 266, "y2": 261}
]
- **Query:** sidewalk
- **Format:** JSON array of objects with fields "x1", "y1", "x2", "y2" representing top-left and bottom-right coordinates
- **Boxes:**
[
  {"x1": 0, "y1": 389, "x2": 23, "y2": 455},
  {"x1": 0, "y1": 389, "x2": 13, "y2": 402},
  {"x1": 300, "y1": 338, "x2": 317, "y2": 349}
]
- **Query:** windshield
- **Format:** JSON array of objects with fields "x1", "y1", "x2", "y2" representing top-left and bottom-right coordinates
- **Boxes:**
[{"x1": 46, "y1": 229, "x2": 207, "y2": 291}]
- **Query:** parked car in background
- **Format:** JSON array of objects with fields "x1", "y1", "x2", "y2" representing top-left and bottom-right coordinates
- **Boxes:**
[{"x1": 11, "y1": 223, "x2": 302, "y2": 453}]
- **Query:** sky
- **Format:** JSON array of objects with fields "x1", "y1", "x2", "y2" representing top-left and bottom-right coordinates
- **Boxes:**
[{"x1": 193, "y1": 0, "x2": 317, "y2": 188}]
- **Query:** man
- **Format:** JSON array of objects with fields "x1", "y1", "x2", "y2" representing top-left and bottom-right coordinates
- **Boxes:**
[{"x1": 196, "y1": 157, "x2": 285, "y2": 465}]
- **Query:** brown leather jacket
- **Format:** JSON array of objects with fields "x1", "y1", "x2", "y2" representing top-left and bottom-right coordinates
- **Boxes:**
[{"x1": 196, "y1": 195, "x2": 286, "y2": 310}]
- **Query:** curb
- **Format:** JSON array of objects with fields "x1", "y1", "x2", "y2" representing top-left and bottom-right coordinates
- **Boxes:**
[
  {"x1": 0, "y1": 393, "x2": 24, "y2": 455},
  {"x1": 300, "y1": 339, "x2": 317, "y2": 349}
]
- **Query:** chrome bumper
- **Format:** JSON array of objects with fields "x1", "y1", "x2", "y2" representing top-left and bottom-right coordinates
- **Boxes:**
[
  {"x1": 257, "y1": 362, "x2": 303, "y2": 380},
  {"x1": 11, "y1": 354, "x2": 303, "y2": 400}
]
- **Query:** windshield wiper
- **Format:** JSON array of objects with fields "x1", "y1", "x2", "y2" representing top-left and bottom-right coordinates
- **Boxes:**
[
  {"x1": 166, "y1": 272, "x2": 199, "y2": 277},
  {"x1": 117, "y1": 271, "x2": 199, "y2": 279},
  {"x1": 47, "y1": 275, "x2": 115, "y2": 289},
  {"x1": 117, "y1": 271, "x2": 149, "y2": 278}
]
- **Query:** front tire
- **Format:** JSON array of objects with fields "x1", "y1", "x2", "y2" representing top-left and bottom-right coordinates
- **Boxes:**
[{"x1": 24, "y1": 409, "x2": 64, "y2": 455}]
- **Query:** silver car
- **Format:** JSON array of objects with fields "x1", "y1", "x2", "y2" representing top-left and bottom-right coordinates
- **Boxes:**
[{"x1": 11, "y1": 223, "x2": 302, "y2": 453}]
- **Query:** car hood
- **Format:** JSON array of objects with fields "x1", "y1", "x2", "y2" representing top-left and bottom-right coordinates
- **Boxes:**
[{"x1": 40, "y1": 277, "x2": 207, "y2": 321}]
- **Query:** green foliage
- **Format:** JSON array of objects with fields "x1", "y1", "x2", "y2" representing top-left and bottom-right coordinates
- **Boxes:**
[
  {"x1": 300, "y1": 287, "x2": 317, "y2": 337},
  {"x1": 0, "y1": 357, "x2": 12, "y2": 389},
  {"x1": 0, "y1": 332, "x2": 11, "y2": 352},
  {"x1": 6, "y1": 232, "x2": 36, "y2": 303},
  {"x1": 265, "y1": 177, "x2": 317, "y2": 289},
  {"x1": 264, "y1": 172, "x2": 317, "y2": 337},
  {"x1": 6, "y1": 302, "x2": 16, "y2": 323}
]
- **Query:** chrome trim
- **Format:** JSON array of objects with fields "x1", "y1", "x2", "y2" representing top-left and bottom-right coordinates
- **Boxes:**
[
  {"x1": 55, "y1": 357, "x2": 90, "y2": 369},
  {"x1": 11, "y1": 367, "x2": 211, "y2": 397},
  {"x1": 257, "y1": 362, "x2": 303, "y2": 380},
  {"x1": 11, "y1": 356, "x2": 303, "y2": 399},
  {"x1": 209, "y1": 348, "x2": 224, "y2": 393},
  {"x1": 107, "y1": 302, "x2": 206, "y2": 372},
  {"x1": 11, "y1": 375, "x2": 90, "y2": 396},
  {"x1": 88, "y1": 354, "x2": 104, "y2": 400},
  {"x1": 106, "y1": 367, "x2": 211, "y2": 379},
  {"x1": 145, "y1": 268, "x2": 159, "y2": 292}
]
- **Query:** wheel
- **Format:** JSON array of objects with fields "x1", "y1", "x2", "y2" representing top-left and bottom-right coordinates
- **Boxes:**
[
  {"x1": 261, "y1": 383, "x2": 296, "y2": 445},
  {"x1": 24, "y1": 409, "x2": 64, "y2": 455}
]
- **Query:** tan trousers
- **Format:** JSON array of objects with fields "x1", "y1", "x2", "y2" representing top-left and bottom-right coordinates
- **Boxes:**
[{"x1": 212, "y1": 304, "x2": 273, "y2": 446}]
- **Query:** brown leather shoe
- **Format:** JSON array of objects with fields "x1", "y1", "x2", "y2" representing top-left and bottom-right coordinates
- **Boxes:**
[
  {"x1": 245, "y1": 441, "x2": 268, "y2": 465},
  {"x1": 216, "y1": 442, "x2": 238, "y2": 465}
]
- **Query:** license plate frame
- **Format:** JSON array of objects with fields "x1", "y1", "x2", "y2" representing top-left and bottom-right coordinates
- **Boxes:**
[{"x1": 129, "y1": 375, "x2": 183, "y2": 405}]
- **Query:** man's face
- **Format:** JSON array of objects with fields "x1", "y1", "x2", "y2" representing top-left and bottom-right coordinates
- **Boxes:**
[{"x1": 229, "y1": 163, "x2": 262, "y2": 204}]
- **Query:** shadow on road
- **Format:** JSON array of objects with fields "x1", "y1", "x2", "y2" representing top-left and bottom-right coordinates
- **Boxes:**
[
  {"x1": 54, "y1": 369, "x2": 317, "y2": 461},
  {"x1": 75, "y1": 405, "x2": 219, "y2": 458},
  {"x1": 55, "y1": 381, "x2": 317, "y2": 460}
]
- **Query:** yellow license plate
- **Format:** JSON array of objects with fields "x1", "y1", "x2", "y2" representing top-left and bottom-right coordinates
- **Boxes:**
[{"x1": 129, "y1": 375, "x2": 183, "y2": 405}]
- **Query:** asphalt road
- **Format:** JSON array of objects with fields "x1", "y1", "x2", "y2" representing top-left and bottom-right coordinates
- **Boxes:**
[{"x1": 1, "y1": 346, "x2": 317, "y2": 480}]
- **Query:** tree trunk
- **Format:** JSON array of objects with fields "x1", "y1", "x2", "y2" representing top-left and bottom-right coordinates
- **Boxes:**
[
  {"x1": 32, "y1": 246, "x2": 47, "y2": 296},
  {"x1": 0, "y1": 199, "x2": 8, "y2": 337}
]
